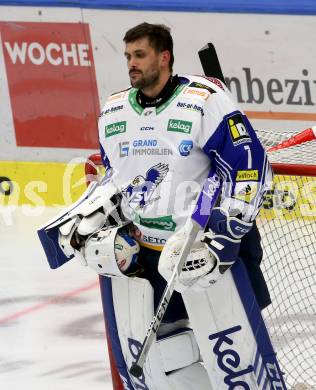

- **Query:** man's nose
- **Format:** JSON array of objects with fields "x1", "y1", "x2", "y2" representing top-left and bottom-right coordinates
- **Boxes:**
[{"x1": 128, "y1": 57, "x2": 137, "y2": 69}]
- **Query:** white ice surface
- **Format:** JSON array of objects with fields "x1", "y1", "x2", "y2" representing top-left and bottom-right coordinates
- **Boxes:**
[{"x1": 0, "y1": 207, "x2": 113, "y2": 390}]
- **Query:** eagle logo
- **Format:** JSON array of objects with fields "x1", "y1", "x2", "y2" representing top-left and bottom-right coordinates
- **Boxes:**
[{"x1": 122, "y1": 163, "x2": 169, "y2": 209}]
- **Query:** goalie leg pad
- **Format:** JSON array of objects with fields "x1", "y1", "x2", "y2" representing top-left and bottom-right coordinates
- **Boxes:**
[
  {"x1": 102, "y1": 276, "x2": 214, "y2": 389},
  {"x1": 168, "y1": 362, "x2": 212, "y2": 390},
  {"x1": 157, "y1": 329, "x2": 200, "y2": 373}
]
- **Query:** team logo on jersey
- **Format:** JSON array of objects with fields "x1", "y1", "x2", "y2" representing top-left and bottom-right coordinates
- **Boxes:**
[
  {"x1": 233, "y1": 181, "x2": 258, "y2": 203},
  {"x1": 144, "y1": 109, "x2": 154, "y2": 116},
  {"x1": 236, "y1": 170, "x2": 258, "y2": 181},
  {"x1": 183, "y1": 87, "x2": 210, "y2": 100},
  {"x1": 201, "y1": 76, "x2": 224, "y2": 90},
  {"x1": 105, "y1": 121, "x2": 126, "y2": 137},
  {"x1": 129, "y1": 139, "x2": 173, "y2": 156},
  {"x1": 189, "y1": 82, "x2": 216, "y2": 94},
  {"x1": 119, "y1": 141, "x2": 130, "y2": 157},
  {"x1": 133, "y1": 139, "x2": 157, "y2": 147},
  {"x1": 167, "y1": 119, "x2": 192, "y2": 134},
  {"x1": 122, "y1": 163, "x2": 169, "y2": 209},
  {"x1": 178, "y1": 140, "x2": 193, "y2": 156},
  {"x1": 141, "y1": 235, "x2": 167, "y2": 245},
  {"x1": 227, "y1": 113, "x2": 251, "y2": 146},
  {"x1": 177, "y1": 101, "x2": 204, "y2": 116},
  {"x1": 107, "y1": 90, "x2": 128, "y2": 102},
  {"x1": 140, "y1": 126, "x2": 154, "y2": 131},
  {"x1": 99, "y1": 105, "x2": 123, "y2": 118},
  {"x1": 135, "y1": 215, "x2": 176, "y2": 232}
]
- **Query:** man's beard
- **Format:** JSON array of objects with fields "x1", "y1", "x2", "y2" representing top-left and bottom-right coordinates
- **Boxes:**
[{"x1": 130, "y1": 69, "x2": 160, "y2": 90}]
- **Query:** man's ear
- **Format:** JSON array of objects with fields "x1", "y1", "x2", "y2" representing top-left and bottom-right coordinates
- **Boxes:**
[{"x1": 160, "y1": 50, "x2": 171, "y2": 69}]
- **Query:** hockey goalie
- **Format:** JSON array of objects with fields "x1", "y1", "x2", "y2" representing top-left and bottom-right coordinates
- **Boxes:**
[{"x1": 38, "y1": 23, "x2": 287, "y2": 389}]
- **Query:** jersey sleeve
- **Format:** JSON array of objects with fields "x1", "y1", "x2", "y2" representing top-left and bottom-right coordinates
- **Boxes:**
[
  {"x1": 98, "y1": 100, "x2": 112, "y2": 171},
  {"x1": 99, "y1": 142, "x2": 112, "y2": 171},
  {"x1": 198, "y1": 83, "x2": 273, "y2": 222}
]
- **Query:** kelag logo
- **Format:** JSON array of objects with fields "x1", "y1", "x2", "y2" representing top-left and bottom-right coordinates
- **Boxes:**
[
  {"x1": 0, "y1": 21, "x2": 99, "y2": 148},
  {"x1": 209, "y1": 325, "x2": 254, "y2": 388},
  {"x1": 167, "y1": 119, "x2": 192, "y2": 134},
  {"x1": 137, "y1": 215, "x2": 176, "y2": 231},
  {"x1": 105, "y1": 121, "x2": 126, "y2": 137}
]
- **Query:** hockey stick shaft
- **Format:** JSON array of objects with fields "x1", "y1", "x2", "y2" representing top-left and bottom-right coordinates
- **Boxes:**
[
  {"x1": 130, "y1": 168, "x2": 222, "y2": 378},
  {"x1": 198, "y1": 43, "x2": 225, "y2": 84}
]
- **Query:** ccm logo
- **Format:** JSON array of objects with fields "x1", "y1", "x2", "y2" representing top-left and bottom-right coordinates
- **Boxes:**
[
  {"x1": 4, "y1": 42, "x2": 91, "y2": 66},
  {"x1": 235, "y1": 226, "x2": 248, "y2": 233}
]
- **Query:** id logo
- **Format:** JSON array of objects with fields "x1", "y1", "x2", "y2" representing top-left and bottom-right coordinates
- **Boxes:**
[
  {"x1": 179, "y1": 140, "x2": 193, "y2": 156},
  {"x1": 119, "y1": 141, "x2": 130, "y2": 157},
  {"x1": 227, "y1": 113, "x2": 251, "y2": 146}
]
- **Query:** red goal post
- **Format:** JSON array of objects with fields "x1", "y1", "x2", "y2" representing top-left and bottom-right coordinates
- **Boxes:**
[{"x1": 85, "y1": 126, "x2": 316, "y2": 390}]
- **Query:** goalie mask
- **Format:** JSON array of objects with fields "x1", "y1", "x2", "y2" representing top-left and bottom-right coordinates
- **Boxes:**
[{"x1": 84, "y1": 223, "x2": 141, "y2": 277}]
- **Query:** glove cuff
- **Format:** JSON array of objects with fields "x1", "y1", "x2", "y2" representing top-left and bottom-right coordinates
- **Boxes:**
[{"x1": 208, "y1": 207, "x2": 253, "y2": 239}]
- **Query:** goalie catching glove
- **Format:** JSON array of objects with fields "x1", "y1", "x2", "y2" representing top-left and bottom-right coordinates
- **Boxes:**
[
  {"x1": 38, "y1": 175, "x2": 134, "y2": 270},
  {"x1": 57, "y1": 179, "x2": 125, "y2": 266},
  {"x1": 56, "y1": 180, "x2": 143, "y2": 277},
  {"x1": 159, "y1": 207, "x2": 253, "y2": 292}
]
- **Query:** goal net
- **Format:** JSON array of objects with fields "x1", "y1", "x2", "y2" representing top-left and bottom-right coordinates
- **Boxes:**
[
  {"x1": 256, "y1": 127, "x2": 316, "y2": 390},
  {"x1": 85, "y1": 127, "x2": 316, "y2": 390}
]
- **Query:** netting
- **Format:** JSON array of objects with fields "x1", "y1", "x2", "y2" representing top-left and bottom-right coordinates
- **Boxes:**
[{"x1": 256, "y1": 129, "x2": 316, "y2": 390}]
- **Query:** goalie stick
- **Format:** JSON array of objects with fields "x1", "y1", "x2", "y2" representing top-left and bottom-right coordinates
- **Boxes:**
[
  {"x1": 198, "y1": 42, "x2": 226, "y2": 84},
  {"x1": 129, "y1": 42, "x2": 225, "y2": 379}
]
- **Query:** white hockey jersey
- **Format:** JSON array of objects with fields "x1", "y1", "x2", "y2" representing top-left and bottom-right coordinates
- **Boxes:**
[{"x1": 98, "y1": 75, "x2": 272, "y2": 250}]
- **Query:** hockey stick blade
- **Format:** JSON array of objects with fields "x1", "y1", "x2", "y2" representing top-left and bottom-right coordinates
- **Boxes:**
[
  {"x1": 198, "y1": 42, "x2": 225, "y2": 84},
  {"x1": 129, "y1": 167, "x2": 222, "y2": 378}
]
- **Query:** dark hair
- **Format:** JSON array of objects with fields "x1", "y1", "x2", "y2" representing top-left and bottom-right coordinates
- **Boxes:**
[{"x1": 123, "y1": 22, "x2": 174, "y2": 72}]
